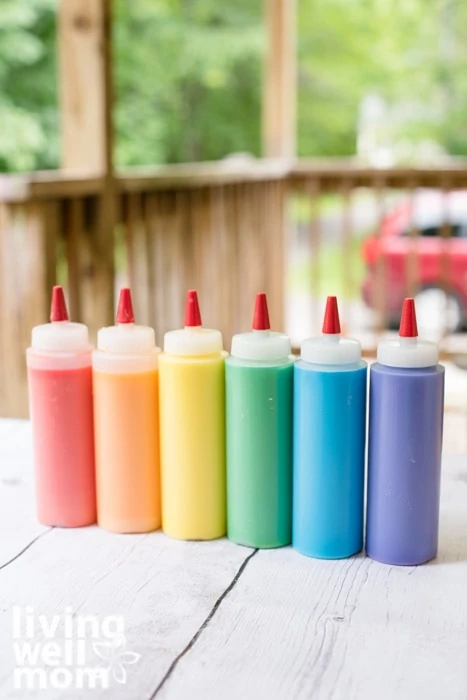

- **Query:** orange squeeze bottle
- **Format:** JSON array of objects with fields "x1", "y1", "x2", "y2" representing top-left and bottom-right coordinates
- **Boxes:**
[{"x1": 93, "y1": 288, "x2": 161, "y2": 533}]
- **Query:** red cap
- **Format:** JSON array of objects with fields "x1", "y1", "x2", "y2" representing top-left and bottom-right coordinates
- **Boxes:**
[
  {"x1": 252, "y1": 292, "x2": 271, "y2": 331},
  {"x1": 50, "y1": 286, "x2": 69, "y2": 322},
  {"x1": 322, "y1": 296, "x2": 341, "y2": 334},
  {"x1": 184, "y1": 290, "x2": 202, "y2": 327},
  {"x1": 116, "y1": 287, "x2": 135, "y2": 324},
  {"x1": 399, "y1": 297, "x2": 418, "y2": 337}
]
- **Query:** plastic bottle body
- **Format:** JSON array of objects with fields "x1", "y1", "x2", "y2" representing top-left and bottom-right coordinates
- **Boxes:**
[
  {"x1": 293, "y1": 360, "x2": 367, "y2": 558},
  {"x1": 366, "y1": 363, "x2": 445, "y2": 565},
  {"x1": 93, "y1": 353, "x2": 160, "y2": 533},
  {"x1": 225, "y1": 357, "x2": 294, "y2": 548},
  {"x1": 159, "y1": 352, "x2": 226, "y2": 540},
  {"x1": 27, "y1": 349, "x2": 96, "y2": 527}
]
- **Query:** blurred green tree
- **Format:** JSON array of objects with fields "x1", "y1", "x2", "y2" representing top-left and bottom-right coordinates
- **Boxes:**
[
  {"x1": 113, "y1": 0, "x2": 263, "y2": 166},
  {"x1": 297, "y1": 0, "x2": 467, "y2": 158},
  {"x1": 0, "y1": 0, "x2": 466, "y2": 172},
  {"x1": 0, "y1": 0, "x2": 57, "y2": 171}
]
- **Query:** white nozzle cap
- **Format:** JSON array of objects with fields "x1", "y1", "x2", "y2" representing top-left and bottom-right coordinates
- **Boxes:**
[
  {"x1": 164, "y1": 327, "x2": 223, "y2": 356},
  {"x1": 164, "y1": 289, "x2": 223, "y2": 356},
  {"x1": 97, "y1": 324, "x2": 157, "y2": 355},
  {"x1": 377, "y1": 297, "x2": 439, "y2": 368},
  {"x1": 300, "y1": 294, "x2": 361, "y2": 365},
  {"x1": 31, "y1": 285, "x2": 90, "y2": 353},
  {"x1": 230, "y1": 292, "x2": 290, "y2": 361},
  {"x1": 301, "y1": 334, "x2": 362, "y2": 365},
  {"x1": 32, "y1": 322, "x2": 90, "y2": 353},
  {"x1": 231, "y1": 330, "x2": 291, "y2": 361},
  {"x1": 377, "y1": 337, "x2": 438, "y2": 368}
]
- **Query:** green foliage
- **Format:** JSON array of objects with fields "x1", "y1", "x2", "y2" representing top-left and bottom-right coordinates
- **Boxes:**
[
  {"x1": 297, "y1": 0, "x2": 467, "y2": 157},
  {"x1": 0, "y1": 0, "x2": 466, "y2": 172},
  {"x1": 289, "y1": 236, "x2": 366, "y2": 299},
  {"x1": 0, "y1": 0, "x2": 57, "y2": 171},
  {"x1": 113, "y1": 0, "x2": 263, "y2": 166}
]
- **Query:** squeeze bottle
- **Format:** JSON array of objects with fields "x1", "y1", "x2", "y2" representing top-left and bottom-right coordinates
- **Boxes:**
[
  {"x1": 293, "y1": 296, "x2": 367, "y2": 559},
  {"x1": 27, "y1": 286, "x2": 96, "y2": 527},
  {"x1": 366, "y1": 298, "x2": 445, "y2": 565},
  {"x1": 159, "y1": 290, "x2": 226, "y2": 540},
  {"x1": 225, "y1": 293, "x2": 294, "y2": 548},
  {"x1": 93, "y1": 288, "x2": 161, "y2": 533}
]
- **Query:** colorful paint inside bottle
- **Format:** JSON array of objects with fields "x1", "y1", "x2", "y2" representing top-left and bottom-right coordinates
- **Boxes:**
[
  {"x1": 366, "y1": 298, "x2": 445, "y2": 565},
  {"x1": 93, "y1": 288, "x2": 161, "y2": 533},
  {"x1": 293, "y1": 296, "x2": 367, "y2": 559},
  {"x1": 27, "y1": 286, "x2": 96, "y2": 527},
  {"x1": 159, "y1": 290, "x2": 226, "y2": 540},
  {"x1": 226, "y1": 293, "x2": 294, "y2": 548}
]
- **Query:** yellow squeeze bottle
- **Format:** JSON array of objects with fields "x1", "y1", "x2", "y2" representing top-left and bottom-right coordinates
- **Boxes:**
[{"x1": 159, "y1": 290, "x2": 227, "y2": 540}]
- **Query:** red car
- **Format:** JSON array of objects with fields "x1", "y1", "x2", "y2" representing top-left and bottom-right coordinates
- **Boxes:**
[{"x1": 362, "y1": 189, "x2": 467, "y2": 333}]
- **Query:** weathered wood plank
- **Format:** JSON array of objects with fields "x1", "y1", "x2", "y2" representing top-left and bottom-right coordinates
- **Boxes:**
[
  {"x1": 0, "y1": 420, "x2": 251, "y2": 699},
  {"x1": 65, "y1": 198, "x2": 85, "y2": 321},
  {"x1": 0, "y1": 420, "x2": 467, "y2": 699},
  {"x1": 124, "y1": 192, "x2": 151, "y2": 326},
  {"x1": 0, "y1": 530, "x2": 250, "y2": 699},
  {"x1": 149, "y1": 454, "x2": 467, "y2": 700},
  {"x1": 0, "y1": 421, "x2": 467, "y2": 700},
  {"x1": 211, "y1": 186, "x2": 239, "y2": 343},
  {"x1": 0, "y1": 203, "x2": 58, "y2": 417},
  {"x1": 73, "y1": 194, "x2": 114, "y2": 342},
  {"x1": 2, "y1": 161, "x2": 467, "y2": 204},
  {"x1": 262, "y1": 180, "x2": 285, "y2": 331},
  {"x1": 58, "y1": 0, "x2": 109, "y2": 172},
  {"x1": 118, "y1": 160, "x2": 291, "y2": 193},
  {"x1": 0, "y1": 420, "x2": 48, "y2": 567},
  {"x1": 263, "y1": 0, "x2": 297, "y2": 157}
]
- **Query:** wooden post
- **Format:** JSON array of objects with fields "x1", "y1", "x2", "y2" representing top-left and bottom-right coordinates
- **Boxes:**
[
  {"x1": 59, "y1": 0, "x2": 109, "y2": 171},
  {"x1": 58, "y1": 0, "x2": 115, "y2": 332},
  {"x1": 263, "y1": 0, "x2": 297, "y2": 158}
]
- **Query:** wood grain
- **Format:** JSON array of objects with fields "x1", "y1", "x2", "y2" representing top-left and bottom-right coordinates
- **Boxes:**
[
  {"x1": 0, "y1": 420, "x2": 48, "y2": 567},
  {"x1": 58, "y1": 0, "x2": 108, "y2": 172},
  {"x1": 0, "y1": 203, "x2": 58, "y2": 418},
  {"x1": 263, "y1": 0, "x2": 297, "y2": 157},
  {"x1": 156, "y1": 455, "x2": 467, "y2": 700},
  {"x1": 0, "y1": 421, "x2": 252, "y2": 700},
  {"x1": 0, "y1": 420, "x2": 466, "y2": 699}
]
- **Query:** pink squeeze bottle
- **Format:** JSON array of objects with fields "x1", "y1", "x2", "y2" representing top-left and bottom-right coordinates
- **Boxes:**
[{"x1": 26, "y1": 286, "x2": 96, "y2": 527}]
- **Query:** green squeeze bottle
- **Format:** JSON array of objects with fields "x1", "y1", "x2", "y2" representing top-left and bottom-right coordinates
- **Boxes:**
[{"x1": 225, "y1": 293, "x2": 295, "y2": 548}]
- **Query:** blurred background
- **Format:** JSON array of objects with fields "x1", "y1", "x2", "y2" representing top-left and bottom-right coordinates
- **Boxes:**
[{"x1": 1, "y1": 0, "x2": 467, "y2": 447}]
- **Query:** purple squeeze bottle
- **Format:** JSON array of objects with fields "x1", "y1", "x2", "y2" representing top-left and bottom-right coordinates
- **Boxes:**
[{"x1": 366, "y1": 298, "x2": 445, "y2": 565}]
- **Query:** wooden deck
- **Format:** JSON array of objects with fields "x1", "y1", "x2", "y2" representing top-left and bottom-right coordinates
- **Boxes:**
[
  {"x1": 2, "y1": 159, "x2": 467, "y2": 419},
  {"x1": 0, "y1": 418, "x2": 466, "y2": 699}
]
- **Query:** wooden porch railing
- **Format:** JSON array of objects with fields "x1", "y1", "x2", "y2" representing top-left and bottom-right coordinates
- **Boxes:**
[{"x1": 1, "y1": 158, "x2": 467, "y2": 417}]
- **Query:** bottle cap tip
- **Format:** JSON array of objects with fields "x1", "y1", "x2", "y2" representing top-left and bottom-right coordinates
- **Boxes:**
[
  {"x1": 50, "y1": 285, "x2": 69, "y2": 322},
  {"x1": 184, "y1": 289, "x2": 202, "y2": 327},
  {"x1": 116, "y1": 287, "x2": 135, "y2": 324},
  {"x1": 322, "y1": 296, "x2": 341, "y2": 334},
  {"x1": 252, "y1": 292, "x2": 270, "y2": 331},
  {"x1": 399, "y1": 298, "x2": 418, "y2": 337}
]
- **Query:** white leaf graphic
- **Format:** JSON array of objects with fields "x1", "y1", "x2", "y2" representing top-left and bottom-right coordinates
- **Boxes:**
[
  {"x1": 113, "y1": 663, "x2": 127, "y2": 684},
  {"x1": 92, "y1": 642, "x2": 113, "y2": 662},
  {"x1": 119, "y1": 651, "x2": 140, "y2": 665}
]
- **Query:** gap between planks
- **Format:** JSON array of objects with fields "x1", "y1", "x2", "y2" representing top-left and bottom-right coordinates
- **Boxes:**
[
  {"x1": 0, "y1": 503, "x2": 258, "y2": 700},
  {"x1": 0, "y1": 528, "x2": 53, "y2": 573},
  {"x1": 147, "y1": 547, "x2": 259, "y2": 700}
]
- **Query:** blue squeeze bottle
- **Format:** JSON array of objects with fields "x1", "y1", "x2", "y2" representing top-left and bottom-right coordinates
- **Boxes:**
[{"x1": 293, "y1": 296, "x2": 367, "y2": 559}]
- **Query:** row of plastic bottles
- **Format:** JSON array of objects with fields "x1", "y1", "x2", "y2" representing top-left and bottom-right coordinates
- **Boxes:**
[{"x1": 26, "y1": 287, "x2": 445, "y2": 566}]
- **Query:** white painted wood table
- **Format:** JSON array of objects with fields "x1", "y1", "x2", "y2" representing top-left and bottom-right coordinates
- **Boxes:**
[{"x1": 0, "y1": 419, "x2": 466, "y2": 700}]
